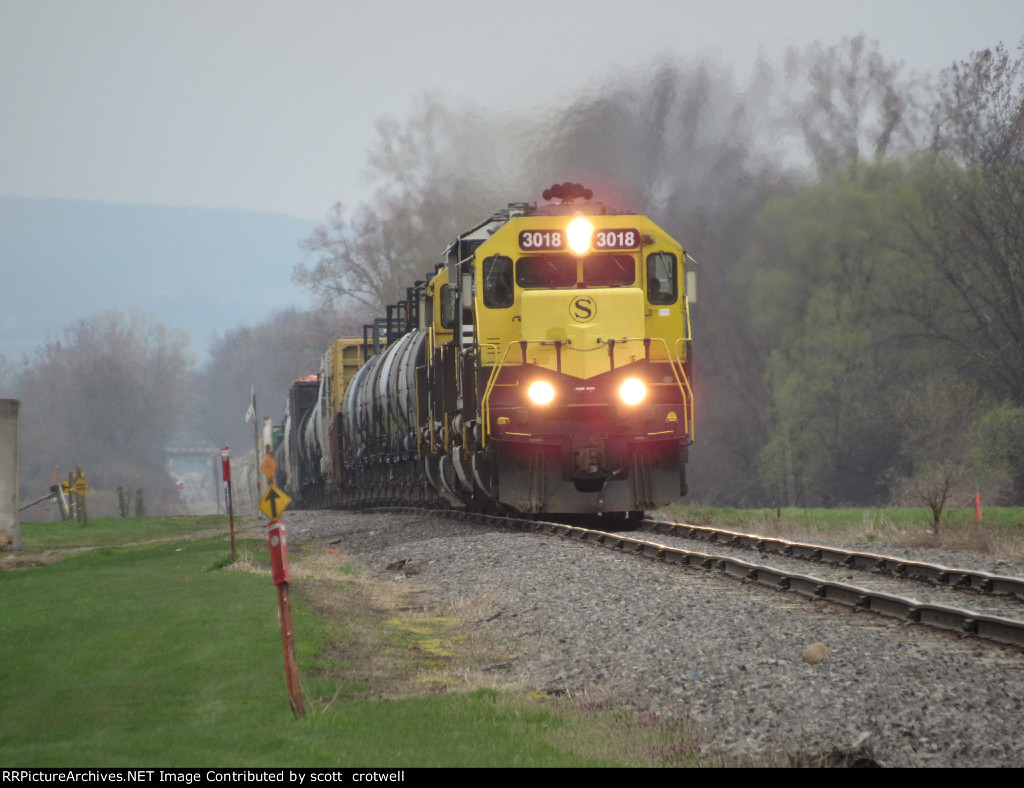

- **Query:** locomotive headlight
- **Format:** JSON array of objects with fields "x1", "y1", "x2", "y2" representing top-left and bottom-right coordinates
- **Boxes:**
[
  {"x1": 567, "y1": 217, "x2": 593, "y2": 255},
  {"x1": 618, "y1": 377, "x2": 647, "y2": 406},
  {"x1": 527, "y1": 380, "x2": 556, "y2": 406}
]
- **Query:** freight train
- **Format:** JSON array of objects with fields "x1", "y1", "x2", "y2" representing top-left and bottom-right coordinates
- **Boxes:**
[{"x1": 276, "y1": 184, "x2": 695, "y2": 520}]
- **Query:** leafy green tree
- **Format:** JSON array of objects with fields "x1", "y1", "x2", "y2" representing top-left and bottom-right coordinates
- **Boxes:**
[
  {"x1": 969, "y1": 402, "x2": 1024, "y2": 501},
  {"x1": 747, "y1": 163, "x2": 935, "y2": 505}
]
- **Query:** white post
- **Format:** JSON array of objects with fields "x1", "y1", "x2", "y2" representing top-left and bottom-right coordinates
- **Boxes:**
[{"x1": 0, "y1": 399, "x2": 24, "y2": 551}]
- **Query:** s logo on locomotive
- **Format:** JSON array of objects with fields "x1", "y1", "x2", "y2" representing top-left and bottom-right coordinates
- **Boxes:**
[{"x1": 569, "y1": 295, "x2": 597, "y2": 323}]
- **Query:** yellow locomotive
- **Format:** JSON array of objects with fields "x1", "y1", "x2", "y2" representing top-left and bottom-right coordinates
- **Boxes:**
[{"x1": 280, "y1": 183, "x2": 695, "y2": 518}]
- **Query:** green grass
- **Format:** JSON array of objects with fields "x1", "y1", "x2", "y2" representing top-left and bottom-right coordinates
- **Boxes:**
[
  {"x1": 15, "y1": 514, "x2": 231, "y2": 551},
  {"x1": 0, "y1": 516, "x2": 693, "y2": 767},
  {"x1": 666, "y1": 504, "x2": 1024, "y2": 532},
  {"x1": 662, "y1": 503, "x2": 1024, "y2": 562}
]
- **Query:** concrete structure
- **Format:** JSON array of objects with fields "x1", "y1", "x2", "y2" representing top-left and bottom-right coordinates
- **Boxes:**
[{"x1": 0, "y1": 399, "x2": 23, "y2": 551}]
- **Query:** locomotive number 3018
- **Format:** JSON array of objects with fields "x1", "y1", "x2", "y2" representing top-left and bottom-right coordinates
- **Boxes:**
[
  {"x1": 518, "y1": 230, "x2": 565, "y2": 250},
  {"x1": 594, "y1": 229, "x2": 640, "y2": 249},
  {"x1": 518, "y1": 228, "x2": 641, "y2": 251}
]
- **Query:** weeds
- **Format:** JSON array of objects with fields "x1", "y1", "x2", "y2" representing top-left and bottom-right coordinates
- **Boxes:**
[
  {"x1": 665, "y1": 504, "x2": 1024, "y2": 563},
  {"x1": 206, "y1": 553, "x2": 236, "y2": 572}
]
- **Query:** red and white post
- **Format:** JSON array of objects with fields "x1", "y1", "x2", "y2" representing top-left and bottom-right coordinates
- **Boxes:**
[
  {"x1": 268, "y1": 520, "x2": 304, "y2": 719},
  {"x1": 220, "y1": 447, "x2": 235, "y2": 560}
]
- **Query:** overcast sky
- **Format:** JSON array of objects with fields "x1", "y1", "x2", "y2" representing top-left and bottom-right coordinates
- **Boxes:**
[{"x1": 1, "y1": 0, "x2": 1020, "y2": 221}]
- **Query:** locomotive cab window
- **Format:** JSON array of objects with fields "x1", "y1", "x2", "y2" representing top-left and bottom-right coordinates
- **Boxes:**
[
  {"x1": 647, "y1": 252, "x2": 678, "y2": 305},
  {"x1": 582, "y1": 254, "x2": 635, "y2": 287},
  {"x1": 482, "y1": 255, "x2": 514, "y2": 308},
  {"x1": 439, "y1": 283, "x2": 459, "y2": 329},
  {"x1": 516, "y1": 255, "x2": 576, "y2": 288}
]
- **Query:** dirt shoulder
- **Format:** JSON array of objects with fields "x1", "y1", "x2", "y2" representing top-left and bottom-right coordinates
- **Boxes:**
[{"x1": 234, "y1": 536, "x2": 539, "y2": 703}]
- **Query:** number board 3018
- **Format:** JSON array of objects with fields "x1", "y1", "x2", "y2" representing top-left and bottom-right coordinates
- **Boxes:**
[
  {"x1": 594, "y1": 229, "x2": 640, "y2": 249},
  {"x1": 518, "y1": 228, "x2": 641, "y2": 251},
  {"x1": 518, "y1": 230, "x2": 565, "y2": 250}
]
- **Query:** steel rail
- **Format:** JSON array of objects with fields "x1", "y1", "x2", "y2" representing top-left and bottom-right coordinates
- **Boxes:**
[
  {"x1": 365, "y1": 507, "x2": 1024, "y2": 650},
  {"x1": 640, "y1": 519, "x2": 1024, "y2": 601}
]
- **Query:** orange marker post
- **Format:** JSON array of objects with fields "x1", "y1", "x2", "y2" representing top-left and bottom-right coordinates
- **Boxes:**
[{"x1": 975, "y1": 492, "x2": 983, "y2": 523}]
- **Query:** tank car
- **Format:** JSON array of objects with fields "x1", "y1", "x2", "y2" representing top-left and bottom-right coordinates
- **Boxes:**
[{"x1": 280, "y1": 184, "x2": 695, "y2": 518}]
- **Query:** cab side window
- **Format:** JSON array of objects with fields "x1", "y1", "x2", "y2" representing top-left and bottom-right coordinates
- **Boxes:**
[
  {"x1": 439, "y1": 284, "x2": 458, "y2": 329},
  {"x1": 646, "y1": 252, "x2": 678, "y2": 305},
  {"x1": 482, "y1": 255, "x2": 514, "y2": 308}
]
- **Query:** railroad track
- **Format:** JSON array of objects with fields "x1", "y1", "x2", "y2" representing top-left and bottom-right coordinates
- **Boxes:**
[
  {"x1": 637, "y1": 517, "x2": 1024, "y2": 647},
  {"x1": 640, "y1": 518, "x2": 1024, "y2": 600},
  {"x1": 387, "y1": 507, "x2": 1024, "y2": 650}
]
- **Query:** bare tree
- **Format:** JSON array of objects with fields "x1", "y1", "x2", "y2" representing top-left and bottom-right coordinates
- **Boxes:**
[
  {"x1": 0, "y1": 354, "x2": 19, "y2": 399},
  {"x1": 192, "y1": 306, "x2": 366, "y2": 453},
  {"x1": 891, "y1": 462, "x2": 973, "y2": 531},
  {"x1": 17, "y1": 311, "x2": 191, "y2": 514},
  {"x1": 294, "y1": 94, "x2": 529, "y2": 311},
  {"x1": 889, "y1": 376, "x2": 1011, "y2": 529},
  {"x1": 782, "y1": 35, "x2": 926, "y2": 174},
  {"x1": 930, "y1": 39, "x2": 1024, "y2": 167},
  {"x1": 908, "y1": 40, "x2": 1024, "y2": 407}
]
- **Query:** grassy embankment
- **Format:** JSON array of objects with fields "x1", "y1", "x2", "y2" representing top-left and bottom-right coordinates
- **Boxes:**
[
  {"x1": 0, "y1": 515, "x2": 698, "y2": 768},
  {"x1": 665, "y1": 504, "x2": 1024, "y2": 561}
]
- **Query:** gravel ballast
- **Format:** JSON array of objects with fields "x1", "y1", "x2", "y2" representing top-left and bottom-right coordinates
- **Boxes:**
[{"x1": 281, "y1": 508, "x2": 1024, "y2": 767}]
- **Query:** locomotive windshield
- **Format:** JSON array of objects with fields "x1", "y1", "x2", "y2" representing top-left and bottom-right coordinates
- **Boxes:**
[
  {"x1": 581, "y1": 254, "x2": 634, "y2": 287},
  {"x1": 516, "y1": 255, "x2": 576, "y2": 288},
  {"x1": 516, "y1": 254, "x2": 636, "y2": 289}
]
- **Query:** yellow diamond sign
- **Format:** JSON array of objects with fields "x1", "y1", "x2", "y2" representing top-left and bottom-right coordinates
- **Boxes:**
[{"x1": 259, "y1": 484, "x2": 291, "y2": 520}]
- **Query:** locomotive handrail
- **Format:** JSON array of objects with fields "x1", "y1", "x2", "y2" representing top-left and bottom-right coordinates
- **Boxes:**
[
  {"x1": 479, "y1": 336, "x2": 693, "y2": 448},
  {"x1": 480, "y1": 341, "x2": 519, "y2": 449},
  {"x1": 673, "y1": 337, "x2": 696, "y2": 441}
]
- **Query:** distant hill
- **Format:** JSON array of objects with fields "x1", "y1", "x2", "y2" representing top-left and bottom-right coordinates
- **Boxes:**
[{"x1": 0, "y1": 197, "x2": 319, "y2": 365}]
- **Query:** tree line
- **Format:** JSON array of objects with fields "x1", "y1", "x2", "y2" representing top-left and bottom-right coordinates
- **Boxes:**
[
  {"x1": 5, "y1": 307, "x2": 363, "y2": 516},
  {"x1": 5, "y1": 36, "x2": 1023, "y2": 517}
]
